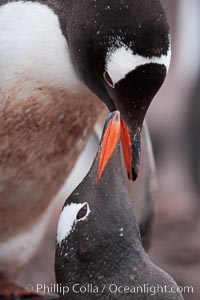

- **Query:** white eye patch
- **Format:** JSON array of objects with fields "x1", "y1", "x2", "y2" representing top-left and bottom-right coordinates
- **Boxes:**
[
  {"x1": 105, "y1": 41, "x2": 171, "y2": 87},
  {"x1": 57, "y1": 202, "x2": 91, "y2": 246}
]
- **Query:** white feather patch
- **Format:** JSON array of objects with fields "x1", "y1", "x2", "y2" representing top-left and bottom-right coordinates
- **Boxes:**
[
  {"x1": 105, "y1": 40, "x2": 171, "y2": 87},
  {"x1": 57, "y1": 202, "x2": 91, "y2": 246}
]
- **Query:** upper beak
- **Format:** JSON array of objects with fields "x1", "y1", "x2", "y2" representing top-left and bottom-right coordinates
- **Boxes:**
[{"x1": 114, "y1": 93, "x2": 152, "y2": 182}]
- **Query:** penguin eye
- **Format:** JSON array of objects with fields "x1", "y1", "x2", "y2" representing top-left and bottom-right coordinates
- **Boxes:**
[
  {"x1": 103, "y1": 71, "x2": 114, "y2": 88},
  {"x1": 77, "y1": 204, "x2": 88, "y2": 221},
  {"x1": 57, "y1": 202, "x2": 91, "y2": 246}
]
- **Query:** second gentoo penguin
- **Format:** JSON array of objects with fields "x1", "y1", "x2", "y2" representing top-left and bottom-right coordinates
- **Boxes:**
[
  {"x1": 0, "y1": 0, "x2": 170, "y2": 293},
  {"x1": 55, "y1": 112, "x2": 183, "y2": 300}
]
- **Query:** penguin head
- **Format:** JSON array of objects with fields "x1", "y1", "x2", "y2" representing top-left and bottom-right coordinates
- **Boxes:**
[{"x1": 68, "y1": 0, "x2": 171, "y2": 181}]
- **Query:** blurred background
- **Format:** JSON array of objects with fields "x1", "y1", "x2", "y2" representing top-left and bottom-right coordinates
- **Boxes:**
[
  {"x1": 149, "y1": 2, "x2": 200, "y2": 300},
  {"x1": 16, "y1": 1, "x2": 200, "y2": 299}
]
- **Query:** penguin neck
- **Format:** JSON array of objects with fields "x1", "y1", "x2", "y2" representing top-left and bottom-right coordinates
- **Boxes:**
[
  {"x1": 47, "y1": 0, "x2": 114, "y2": 107},
  {"x1": 87, "y1": 143, "x2": 144, "y2": 251},
  {"x1": 43, "y1": 1, "x2": 84, "y2": 37},
  {"x1": 32, "y1": 0, "x2": 71, "y2": 36}
]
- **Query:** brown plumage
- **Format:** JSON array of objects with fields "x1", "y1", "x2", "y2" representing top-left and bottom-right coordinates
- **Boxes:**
[{"x1": 0, "y1": 79, "x2": 102, "y2": 241}]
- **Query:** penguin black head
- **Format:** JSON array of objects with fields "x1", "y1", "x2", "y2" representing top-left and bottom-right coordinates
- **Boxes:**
[
  {"x1": 55, "y1": 112, "x2": 183, "y2": 300},
  {"x1": 67, "y1": 0, "x2": 171, "y2": 181}
]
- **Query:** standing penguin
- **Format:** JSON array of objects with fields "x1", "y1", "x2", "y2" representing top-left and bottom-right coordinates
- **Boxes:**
[
  {"x1": 0, "y1": 0, "x2": 170, "y2": 294},
  {"x1": 55, "y1": 112, "x2": 183, "y2": 300}
]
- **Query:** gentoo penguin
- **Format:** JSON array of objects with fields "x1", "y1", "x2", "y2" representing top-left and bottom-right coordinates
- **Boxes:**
[
  {"x1": 0, "y1": 0, "x2": 170, "y2": 293},
  {"x1": 55, "y1": 112, "x2": 183, "y2": 300}
]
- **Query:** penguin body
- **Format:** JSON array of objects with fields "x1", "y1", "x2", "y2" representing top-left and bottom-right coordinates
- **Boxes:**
[
  {"x1": 55, "y1": 112, "x2": 183, "y2": 300},
  {"x1": 0, "y1": 1, "x2": 102, "y2": 277}
]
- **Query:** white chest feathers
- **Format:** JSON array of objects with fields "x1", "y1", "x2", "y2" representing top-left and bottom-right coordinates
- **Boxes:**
[{"x1": 0, "y1": 1, "x2": 80, "y2": 92}]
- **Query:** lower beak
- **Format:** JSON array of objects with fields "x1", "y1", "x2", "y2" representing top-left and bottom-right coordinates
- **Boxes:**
[
  {"x1": 97, "y1": 111, "x2": 120, "y2": 182},
  {"x1": 120, "y1": 116, "x2": 141, "y2": 181}
]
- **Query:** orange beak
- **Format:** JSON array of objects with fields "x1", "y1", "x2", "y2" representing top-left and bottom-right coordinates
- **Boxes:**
[{"x1": 97, "y1": 111, "x2": 120, "y2": 182}]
